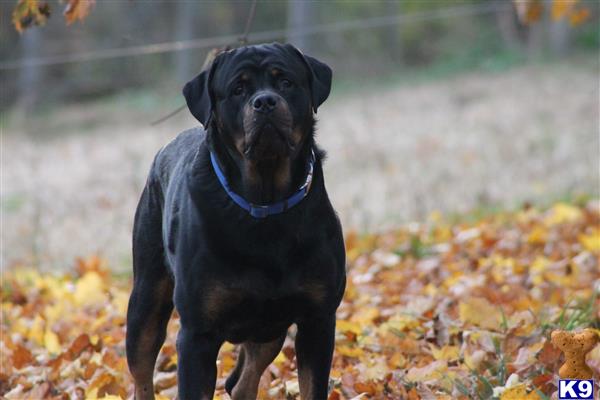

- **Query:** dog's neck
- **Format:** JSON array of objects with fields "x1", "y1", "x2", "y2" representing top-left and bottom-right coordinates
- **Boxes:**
[{"x1": 208, "y1": 127, "x2": 313, "y2": 205}]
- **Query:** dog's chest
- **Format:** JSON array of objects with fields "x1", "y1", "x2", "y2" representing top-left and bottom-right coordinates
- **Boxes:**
[{"x1": 199, "y1": 267, "x2": 329, "y2": 342}]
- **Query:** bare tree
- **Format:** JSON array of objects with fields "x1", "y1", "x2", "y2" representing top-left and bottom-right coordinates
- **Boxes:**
[
  {"x1": 174, "y1": 1, "x2": 197, "y2": 83},
  {"x1": 18, "y1": 28, "x2": 42, "y2": 112},
  {"x1": 495, "y1": 3, "x2": 522, "y2": 51},
  {"x1": 549, "y1": 19, "x2": 571, "y2": 57},
  {"x1": 287, "y1": 0, "x2": 316, "y2": 53}
]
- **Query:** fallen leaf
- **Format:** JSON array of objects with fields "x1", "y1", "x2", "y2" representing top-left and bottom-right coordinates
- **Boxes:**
[{"x1": 459, "y1": 297, "x2": 502, "y2": 331}]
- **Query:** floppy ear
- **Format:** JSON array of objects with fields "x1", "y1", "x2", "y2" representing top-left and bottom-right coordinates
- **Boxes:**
[
  {"x1": 285, "y1": 44, "x2": 332, "y2": 113},
  {"x1": 182, "y1": 61, "x2": 217, "y2": 128},
  {"x1": 304, "y1": 54, "x2": 332, "y2": 113}
]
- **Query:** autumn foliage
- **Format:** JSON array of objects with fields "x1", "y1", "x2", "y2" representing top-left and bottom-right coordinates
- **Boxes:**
[
  {"x1": 1, "y1": 201, "x2": 599, "y2": 399},
  {"x1": 12, "y1": 0, "x2": 95, "y2": 32},
  {"x1": 11, "y1": 0, "x2": 591, "y2": 32}
]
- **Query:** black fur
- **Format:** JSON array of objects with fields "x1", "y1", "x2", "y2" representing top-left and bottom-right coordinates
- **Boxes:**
[{"x1": 126, "y1": 43, "x2": 345, "y2": 400}]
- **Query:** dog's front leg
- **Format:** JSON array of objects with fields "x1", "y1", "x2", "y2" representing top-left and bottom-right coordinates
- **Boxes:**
[
  {"x1": 176, "y1": 326, "x2": 222, "y2": 400},
  {"x1": 295, "y1": 314, "x2": 336, "y2": 400}
]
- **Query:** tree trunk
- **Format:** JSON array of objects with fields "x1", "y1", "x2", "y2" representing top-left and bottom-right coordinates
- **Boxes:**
[
  {"x1": 174, "y1": 1, "x2": 196, "y2": 83},
  {"x1": 18, "y1": 27, "x2": 42, "y2": 112},
  {"x1": 549, "y1": 18, "x2": 571, "y2": 57},
  {"x1": 384, "y1": 0, "x2": 402, "y2": 65},
  {"x1": 286, "y1": 0, "x2": 316, "y2": 53},
  {"x1": 495, "y1": 2, "x2": 521, "y2": 51}
]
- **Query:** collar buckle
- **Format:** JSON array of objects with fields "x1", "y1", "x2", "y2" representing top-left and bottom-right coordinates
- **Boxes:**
[{"x1": 249, "y1": 204, "x2": 270, "y2": 218}]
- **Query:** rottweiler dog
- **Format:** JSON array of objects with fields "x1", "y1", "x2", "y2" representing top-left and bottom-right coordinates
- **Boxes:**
[{"x1": 126, "y1": 43, "x2": 346, "y2": 400}]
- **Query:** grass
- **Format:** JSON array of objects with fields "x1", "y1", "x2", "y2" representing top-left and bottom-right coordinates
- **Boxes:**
[
  {"x1": 555, "y1": 292, "x2": 599, "y2": 332},
  {"x1": 444, "y1": 192, "x2": 596, "y2": 226}
]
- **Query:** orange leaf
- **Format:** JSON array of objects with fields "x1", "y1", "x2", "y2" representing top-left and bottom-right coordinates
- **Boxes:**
[
  {"x1": 65, "y1": 333, "x2": 91, "y2": 360},
  {"x1": 12, "y1": 344, "x2": 34, "y2": 369},
  {"x1": 569, "y1": 7, "x2": 590, "y2": 26},
  {"x1": 407, "y1": 387, "x2": 420, "y2": 400},
  {"x1": 63, "y1": 0, "x2": 95, "y2": 25},
  {"x1": 328, "y1": 389, "x2": 342, "y2": 400},
  {"x1": 551, "y1": 0, "x2": 577, "y2": 21},
  {"x1": 354, "y1": 381, "x2": 377, "y2": 395}
]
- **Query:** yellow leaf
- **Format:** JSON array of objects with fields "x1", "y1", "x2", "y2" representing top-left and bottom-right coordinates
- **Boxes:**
[
  {"x1": 44, "y1": 302, "x2": 65, "y2": 325},
  {"x1": 464, "y1": 349, "x2": 487, "y2": 370},
  {"x1": 111, "y1": 290, "x2": 129, "y2": 315},
  {"x1": 363, "y1": 358, "x2": 389, "y2": 380},
  {"x1": 579, "y1": 229, "x2": 600, "y2": 252},
  {"x1": 44, "y1": 329, "x2": 61, "y2": 354},
  {"x1": 29, "y1": 314, "x2": 45, "y2": 346},
  {"x1": 429, "y1": 344, "x2": 459, "y2": 361},
  {"x1": 219, "y1": 352, "x2": 235, "y2": 372},
  {"x1": 336, "y1": 320, "x2": 362, "y2": 335},
  {"x1": 337, "y1": 344, "x2": 364, "y2": 358},
  {"x1": 386, "y1": 314, "x2": 420, "y2": 332},
  {"x1": 530, "y1": 256, "x2": 550, "y2": 285},
  {"x1": 458, "y1": 297, "x2": 502, "y2": 330},
  {"x1": 500, "y1": 384, "x2": 542, "y2": 400},
  {"x1": 272, "y1": 351, "x2": 287, "y2": 366},
  {"x1": 166, "y1": 353, "x2": 178, "y2": 369},
  {"x1": 74, "y1": 271, "x2": 106, "y2": 306},
  {"x1": 86, "y1": 387, "x2": 98, "y2": 399},
  {"x1": 544, "y1": 203, "x2": 582, "y2": 225},
  {"x1": 527, "y1": 225, "x2": 547, "y2": 244},
  {"x1": 405, "y1": 360, "x2": 447, "y2": 382},
  {"x1": 389, "y1": 351, "x2": 406, "y2": 368},
  {"x1": 350, "y1": 307, "x2": 380, "y2": 325},
  {"x1": 90, "y1": 334, "x2": 100, "y2": 346}
]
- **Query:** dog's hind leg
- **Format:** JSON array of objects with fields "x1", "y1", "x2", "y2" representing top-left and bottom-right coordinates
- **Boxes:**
[
  {"x1": 226, "y1": 335, "x2": 286, "y2": 400},
  {"x1": 126, "y1": 183, "x2": 173, "y2": 400}
]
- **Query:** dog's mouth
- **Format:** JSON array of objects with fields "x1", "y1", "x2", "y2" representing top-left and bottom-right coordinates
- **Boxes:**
[{"x1": 243, "y1": 115, "x2": 295, "y2": 160}]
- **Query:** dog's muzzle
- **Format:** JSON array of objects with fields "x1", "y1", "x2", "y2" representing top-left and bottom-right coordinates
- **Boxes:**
[{"x1": 243, "y1": 91, "x2": 294, "y2": 159}]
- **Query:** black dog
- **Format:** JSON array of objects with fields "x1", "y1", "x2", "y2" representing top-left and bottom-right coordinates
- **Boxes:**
[{"x1": 126, "y1": 43, "x2": 346, "y2": 400}]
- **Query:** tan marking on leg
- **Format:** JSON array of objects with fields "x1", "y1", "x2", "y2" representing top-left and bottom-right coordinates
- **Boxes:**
[
  {"x1": 130, "y1": 279, "x2": 173, "y2": 400},
  {"x1": 298, "y1": 365, "x2": 314, "y2": 400},
  {"x1": 230, "y1": 336, "x2": 285, "y2": 400}
]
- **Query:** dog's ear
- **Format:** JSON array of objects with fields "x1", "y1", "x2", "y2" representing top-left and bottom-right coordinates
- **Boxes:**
[
  {"x1": 286, "y1": 44, "x2": 332, "y2": 113},
  {"x1": 182, "y1": 59, "x2": 219, "y2": 128}
]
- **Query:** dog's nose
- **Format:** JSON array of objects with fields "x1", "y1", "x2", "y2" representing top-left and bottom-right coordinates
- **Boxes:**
[{"x1": 252, "y1": 93, "x2": 277, "y2": 113}]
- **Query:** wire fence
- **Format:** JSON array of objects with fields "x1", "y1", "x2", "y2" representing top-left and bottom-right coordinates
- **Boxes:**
[{"x1": 0, "y1": 2, "x2": 507, "y2": 71}]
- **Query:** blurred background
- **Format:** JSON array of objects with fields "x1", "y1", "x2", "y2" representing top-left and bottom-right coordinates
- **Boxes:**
[{"x1": 1, "y1": 0, "x2": 598, "y2": 271}]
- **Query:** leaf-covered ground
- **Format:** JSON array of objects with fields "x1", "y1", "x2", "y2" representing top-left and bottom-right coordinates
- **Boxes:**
[{"x1": 2, "y1": 202, "x2": 599, "y2": 399}]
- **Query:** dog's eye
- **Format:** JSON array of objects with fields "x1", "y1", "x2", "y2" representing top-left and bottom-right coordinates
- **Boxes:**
[
  {"x1": 280, "y1": 79, "x2": 292, "y2": 89},
  {"x1": 232, "y1": 83, "x2": 244, "y2": 96}
]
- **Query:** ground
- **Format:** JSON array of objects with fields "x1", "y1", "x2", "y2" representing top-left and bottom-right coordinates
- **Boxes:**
[
  {"x1": 1, "y1": 201, "x2": 599, "y2": 399},
  {"x1": 2, "y1": 57, "x2": 598, "y2": 270}
]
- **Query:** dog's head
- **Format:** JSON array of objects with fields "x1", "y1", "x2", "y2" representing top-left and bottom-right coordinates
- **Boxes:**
[{"x1": 183, "y1": 43, "x2": 331, "y2": 162}]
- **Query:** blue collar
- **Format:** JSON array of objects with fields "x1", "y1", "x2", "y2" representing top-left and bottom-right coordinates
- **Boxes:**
[{"x1": 209, "y1": 149, "x2": 316, "y2": 218}]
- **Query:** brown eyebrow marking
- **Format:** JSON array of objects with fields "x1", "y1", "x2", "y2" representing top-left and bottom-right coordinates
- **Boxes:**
[{"x1": 270, "y1": 68, "x2": 281, "y2": 77}]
